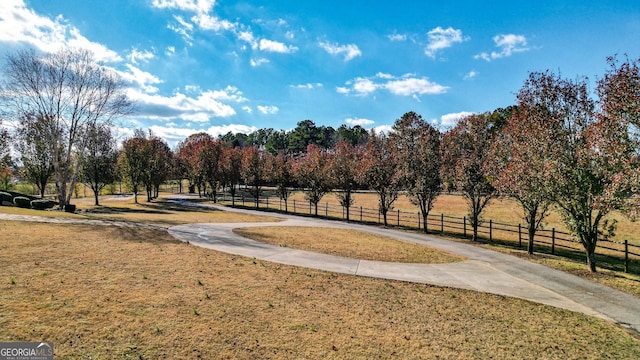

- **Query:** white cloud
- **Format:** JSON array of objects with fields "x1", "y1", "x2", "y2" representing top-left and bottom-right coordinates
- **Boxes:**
[
  {"x1": 345, "y1": 118, "x2": 374, "y2": 126},
  {"x1": 128, "y1": 48, "x2": 155, "y2": 64},
  {"x1": 191, "y1": 13, "x2": 235, "y2": 32},
  {"x1": 318, "y1": 41, "x2": 362, "y2": 61},
  {"x1": 372, "y1": 125, "x2": 394, "y2": 134},
  {"x1": 238, "y1": 30, "x2": 257, "y2": 47},
  {"x1": 250, "y1": 58, "x2": 269, "y2": 67},
  {"x1": 425, "y1": 26, "x2": 468, "y2": 58},
  {"x1": 387, "y1": 33, "x2": 407, "y2": 42},
  {"x1": 475, "y1": 34, "x2": 529, "y2": 61},
  {"x1": 258, "y1": 39, "x2": 298, "y2": 53},
  {"x1": 376, "y1": 72, "x2": 394, "y2": 79},
  {"x1": 166, "y1": 46, "x2": 176, "y2": 56},
  {"x1": 126, "y1": 86, "x2": 247, "y2": 122},
  {"x1": 151, "y1": 0, "x2": 216, "y2": 14},
  {"x1": 242, "y1": 106, "x2": 253, "y2": 114},
  {"x1": 290, "y1": 83, "x2": 322, "y2": 89},
  {"x1": 385, "y1": 77, "x2": 447, "y2": 96},
  {"x1": 117, "y1": 64, "x2": 163, "y2": 94},
  {"x1": 338, "y1": 73, "x2": 448, "y2": 97},
  {"x1": 464, "y1": 70, "x2": 479, "y2": 80},
  {"x1": 257, "y1": 105, "x2": 279, "y2": 115},
  {"x1": 0, "y1": 0, "x2": 121, "y2": 62},
  {"x1": 440, "y1": 111, "x2": 476, "y2": 128},
  {"x1": 168, "y1": 15, "x2": 194, "y2": 44}
]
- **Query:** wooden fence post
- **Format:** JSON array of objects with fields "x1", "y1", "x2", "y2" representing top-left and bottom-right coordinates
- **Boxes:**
[
  {"x1": 489, "y1": 220, "x2": 493, "y2": 241},
  {"x1": 325, "y1": 202, "x2": 328, "y2": 217},
  {"x1": 397, "y1": 209, "x2": 400, "y2": 226},
  {"x1": 625, "y1": 240, "x2": 629, "y2": 273},
  {"x1": 551, "y1": 228, "x2": 556, "y2": 255},
  {"x1": 418, "y1": 212, "x2": 420, "y2": 230},
  {"x1": 441, "y1": 214, "x2": 444, "y2": 234},
  {"x1": 463, "y1": 216, "x2": 467, "y2": 238},
  {"x1": 360, "y1": 206, "x2": 363, "y2": 223},
  {"x1": 518, "y1": 224, "x2": 522, "y2": 247},
  {"x1": 293, "y1": 199, "x2": 296, "y2": 213}
]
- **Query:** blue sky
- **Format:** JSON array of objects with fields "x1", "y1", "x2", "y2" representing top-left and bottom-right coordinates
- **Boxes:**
[{"x1": 1, "y1": 0, "x2": 639, "y2": 147}]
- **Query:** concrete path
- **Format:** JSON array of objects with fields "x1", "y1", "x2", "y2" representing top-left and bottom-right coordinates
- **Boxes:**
[
  {"x1": 3, "y1": 202, "x2": 640, "y2": 334},
  {"x1": 166, "y1": 202, "x2": 640, "y2": 334}
]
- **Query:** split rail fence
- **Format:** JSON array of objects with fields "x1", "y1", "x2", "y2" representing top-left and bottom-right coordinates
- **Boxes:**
[{"x1": 214, "y1": 191, "x2": 640, "y2": 273}]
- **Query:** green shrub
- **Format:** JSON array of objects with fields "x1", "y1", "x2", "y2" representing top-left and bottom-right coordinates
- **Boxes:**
[
  {"x1": 0, "y1": 191, "x2": 12, "y2": 205},
  {"x1": 31, "y1": 199, "x2": 55, "y2": 210},
  {"x1": 13, "y1": 196, "x2": 32, "y2": 209}
]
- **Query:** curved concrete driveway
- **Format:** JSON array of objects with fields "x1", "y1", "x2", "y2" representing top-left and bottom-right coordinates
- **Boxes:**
[{"x1": 167, "y1": 203, "x2": 640, "y2": 334}]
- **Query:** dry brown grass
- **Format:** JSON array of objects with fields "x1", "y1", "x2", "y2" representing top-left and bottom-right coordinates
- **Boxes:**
[
  {"x1": 287, "y1": 191, "x2": 640, "y2": 244},
  {"x1": 0, "y1": 195, "x2": 278, "y2": 225},
  {"x1": 1, "y1": 220, "x2": 640, "y2": 359},
  {"x1": 234, "y1": 226, "x2": 465, "y2": 263}
]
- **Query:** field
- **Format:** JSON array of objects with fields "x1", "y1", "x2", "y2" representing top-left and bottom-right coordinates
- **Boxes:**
[{"x1": 2, "y1": 216, "x2": 640, "y2": 358}]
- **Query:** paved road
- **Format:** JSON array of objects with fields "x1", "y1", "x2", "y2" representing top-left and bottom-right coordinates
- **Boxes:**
[
  {"x1": 166, "y1": 202, "x2": 640, "y2": 335},
  {"x1": 3, "y1": 202, "x2": 640, "y2": 335}
]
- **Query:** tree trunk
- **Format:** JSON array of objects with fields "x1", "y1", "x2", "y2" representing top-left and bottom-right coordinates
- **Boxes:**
[
  {"x1": 586, "y1": 250, "x2": 597, "y2": 272},
  {"x1": 472, "y1": 213, "x2": 479, "y2": 241},
  {"x1": 94, "y1": 191, "x2": 100, "y2": 206},
  {"x1": 527, "y1": 221, "x2": 536, "y2": 255},
  {"x1": 423, "y1": 212, "x2": 429, "y2": 233}
]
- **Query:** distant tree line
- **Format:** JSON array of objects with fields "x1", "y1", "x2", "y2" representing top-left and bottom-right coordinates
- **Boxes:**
[{"x1": 2, "y1": 48, "x2": 640, "y2": 273}]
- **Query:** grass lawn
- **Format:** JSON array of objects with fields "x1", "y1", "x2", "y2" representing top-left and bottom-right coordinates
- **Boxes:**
[
  {"x1": 234, "y1": 226, "x2": 464, "y2": 263},
  {"x1": 2, "y1": 220, "x2": 640, "y2": 359}
]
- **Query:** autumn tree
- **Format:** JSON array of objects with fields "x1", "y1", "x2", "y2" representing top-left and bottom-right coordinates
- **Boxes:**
[
  {"x1": 391, "y1": 111, "x2": 441, "y2": 232},
  {"x1": 177, "y1": 132, "x2": 211, "y2": 196},
  {"x1": 441, "y1": 112, "x2": 504, "y2": 241},
  {"x1": 119, "y1": 136, "x2": 150, "y2": 204},
  {"x1": 2, "y1": 48, "x2": 132, "y2": 208},
  {"x1": 241, "y1": 146, "x2": 267, "y2": 207},
  {"x1": 220, "y1": 146, "x2": 243, "y2": 205},
  {"x1": 516, "y1": 70, "x2": 634, "y2": 272},
  {"x1": 359, "y1": 131, "x2": 402, "y2": 227},
  {"x1": 145, "y1": 134, "x2": 172, "y2": 201},
  {"x1": 293, "y1": 144, "x2": 332, "y2": 216},
  {"x1": 267, "y1": 151, "x2": 294, "y2": 212},
  {"x1": 328, "y1": 140, "x2": 361, "y2": 221},
  {"x1": 596, "y1": 56, "x2": 640, "y2": 218},
  {"x1": 81, "y1": 123, "x2": 118, "y2": 206}
]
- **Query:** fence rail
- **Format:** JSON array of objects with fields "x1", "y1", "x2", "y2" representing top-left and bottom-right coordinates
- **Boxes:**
[{"x1": 213, "y1": 191, "x2": 640, "y2": 273}]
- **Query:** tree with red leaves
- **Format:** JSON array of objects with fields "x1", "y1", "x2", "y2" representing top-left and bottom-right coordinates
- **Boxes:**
[
  {"x1": 359, "y1": 131, "x2": 401, "y2": 227},
  {"x1": 391, "y1": 111, "x2": 441, "y2": 232},
  {"x1": 486, "y1": 105, "x2": 551, "y2": 254},
  {"x1": 441, "y1": 112, "x2": 504, "y2": 241},
  {"x1": 241, "y1": 146, "x2": 268, "y2": 207},
  {"x1": 510, "y1": 70, "x2": 635, "y2": 272},
  {"x1": 267, "y1": 151, "x2": 294, "y2": 212},
  {"x1": 293, "y1": 144, "x2": 332, "y2": 216},
  {"x1": 220, "y1": 146, "x2": 243, "y2": 205},
  {"x1": 328, "y1": 140, "x2": 361, "y2": 221}
]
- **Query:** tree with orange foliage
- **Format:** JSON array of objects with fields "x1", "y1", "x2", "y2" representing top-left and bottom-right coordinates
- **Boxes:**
[
  {"x1": 359, "y1": 131, "x2": 401, "y2": 227},
  {"x1": 293, "y1": 144, "x2": 332, "y2": 216}
]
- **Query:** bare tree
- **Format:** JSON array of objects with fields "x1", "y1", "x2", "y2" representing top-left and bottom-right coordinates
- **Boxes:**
[{"x1": 2, "y1": 48, "x2": 132, "y2": 208}]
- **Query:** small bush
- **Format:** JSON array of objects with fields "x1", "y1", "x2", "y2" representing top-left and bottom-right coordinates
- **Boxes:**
[
  {"x1": 31, "y1": 199, "x2": 55, "y2": 210},
  {"x1": 13, "y1": 196, "x2": 32, "y2": 209},
  {"x1": 0, "y1": 191, "x2": 12, "y2": 205}
]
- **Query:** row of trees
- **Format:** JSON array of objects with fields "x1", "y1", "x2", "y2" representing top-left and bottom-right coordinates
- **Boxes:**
[{"x1": 2, "y1": 47, "x2": 640, "y2": 272}]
